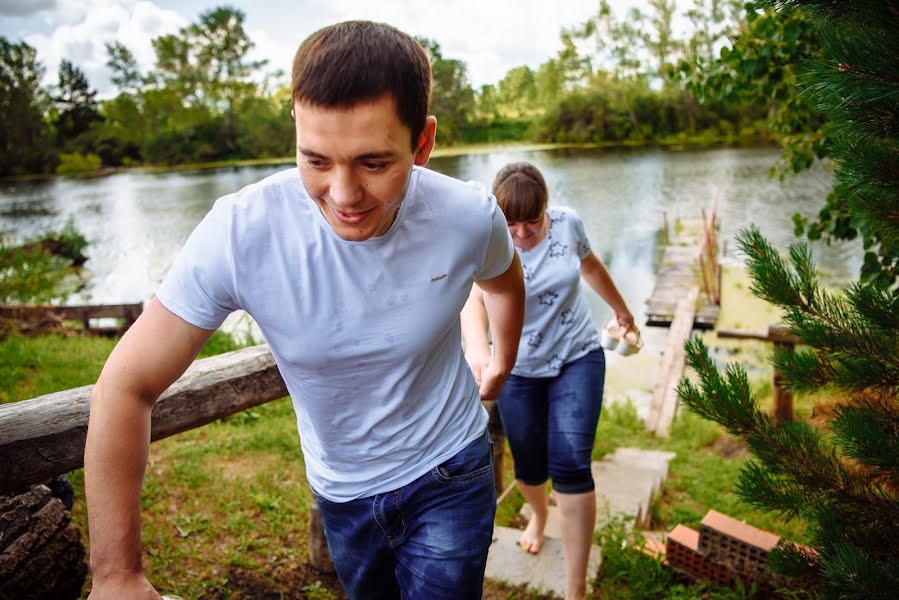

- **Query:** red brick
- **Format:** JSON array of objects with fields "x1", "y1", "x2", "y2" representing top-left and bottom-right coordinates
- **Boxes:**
[{"x1": 666, "y1": 525, "x2": 735, "y2": 589}]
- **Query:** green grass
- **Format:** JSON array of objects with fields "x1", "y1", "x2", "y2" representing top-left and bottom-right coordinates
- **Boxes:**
[
  {"x1": 0, "y1": 333, "x2": 117, "y2": 404},
  {"x1": 4, "y1": 328, "x2": 818, "y2": 598}
]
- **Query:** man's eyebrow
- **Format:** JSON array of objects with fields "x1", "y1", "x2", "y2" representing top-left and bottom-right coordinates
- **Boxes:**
[
  {"x1": 298, "y1": 148, "x2": 326, "y2": 159},
  {"x1": 354, "y1": 151, "x2": 396, "y2": 161}
]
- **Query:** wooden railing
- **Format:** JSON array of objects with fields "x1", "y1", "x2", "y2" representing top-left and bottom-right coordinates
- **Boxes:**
[
  {"x1": 0, "y1": 302, "x2": 143, "y2": 336},
  {"x1": 717, "y1": 325, "x2": 799, "y2": 423},
  {"x1": 0, "y1": 344, "x2": 286, "y2": 494}
]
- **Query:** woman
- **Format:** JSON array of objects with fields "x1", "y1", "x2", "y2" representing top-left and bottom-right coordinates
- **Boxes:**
[{"x1": 462, "y1": 161, "x2": 635, "y2": 600}]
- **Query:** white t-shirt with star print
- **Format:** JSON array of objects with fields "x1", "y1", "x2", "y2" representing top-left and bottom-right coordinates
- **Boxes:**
[{"x1": 513, "y1": 206, "x2": 601, "y2": 377}]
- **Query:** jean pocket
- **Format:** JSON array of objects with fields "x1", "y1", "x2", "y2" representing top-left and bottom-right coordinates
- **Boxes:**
[{"x1": 431, "y1": 433, "x2": 493, "y2": 484}]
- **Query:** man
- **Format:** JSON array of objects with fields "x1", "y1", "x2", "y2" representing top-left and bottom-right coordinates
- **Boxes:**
[{"x1": 84, "y1": 20, "x2": 524, "y2": 599}]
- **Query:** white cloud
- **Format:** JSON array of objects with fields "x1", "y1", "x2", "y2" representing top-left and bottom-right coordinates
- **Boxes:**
[{"x1": 23, "y1": 0, "x2": 185, "y2": 97}]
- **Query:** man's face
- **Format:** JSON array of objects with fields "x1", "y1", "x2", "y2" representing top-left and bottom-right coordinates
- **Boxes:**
[{"x1": 294, "y1": 94, "x2": 436, "y2": 241}]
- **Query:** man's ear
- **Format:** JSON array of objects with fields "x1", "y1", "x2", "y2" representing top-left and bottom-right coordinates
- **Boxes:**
[{"x1": 413, "y1": 116, "x2": 437, "y2": 166}]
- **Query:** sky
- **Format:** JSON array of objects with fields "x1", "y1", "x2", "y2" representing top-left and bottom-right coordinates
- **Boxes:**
[{"x1": 0, "y1": 0, "x2": 657, "y2": 98}]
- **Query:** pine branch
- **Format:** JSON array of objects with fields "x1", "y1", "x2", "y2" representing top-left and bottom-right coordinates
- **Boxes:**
[
  {"x1": 683, "y1": 340, "x2": 899, "y2": 536},
  {"x1": 831, "y1": 398, "x2": 899, "y2": 483},
  {"x1": 820, "y1": 543, "x2": 899, "y2": 600}
]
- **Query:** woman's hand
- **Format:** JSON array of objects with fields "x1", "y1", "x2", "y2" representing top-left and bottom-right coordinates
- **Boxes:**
[
  {"x1": 477, "y1": 358, "x2": 510, "y2": 401},
  {"x1": 616, "y1": 310, "x2": 636, "y2": 333},
  {"x1": 465, "y1": 348, "x2": 491, "y2": 389}
]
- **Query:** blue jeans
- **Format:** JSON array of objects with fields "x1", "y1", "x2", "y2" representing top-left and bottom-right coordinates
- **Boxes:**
[
  {"x1": 497, "y1": 349, "x2": 605, "y2": 494},
  {"x1": 310, "y1": 431, "x2": 496, "y2": 599}
]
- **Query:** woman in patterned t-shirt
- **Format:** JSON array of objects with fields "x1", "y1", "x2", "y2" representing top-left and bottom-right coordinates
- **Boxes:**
[{"x1": 462, "y1": 161, "x2": 635, "y2": 600}]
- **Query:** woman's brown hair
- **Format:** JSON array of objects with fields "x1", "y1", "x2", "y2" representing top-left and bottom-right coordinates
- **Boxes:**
[{"x1": 492, "y1": 162, "x2": 548, "y2": 222}]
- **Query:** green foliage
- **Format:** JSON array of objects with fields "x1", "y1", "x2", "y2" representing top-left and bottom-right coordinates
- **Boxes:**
[
  {"x1": 418, "y1": 38, "x2": 476, "y2": 145},
  {"x1": 0, "y1": 37, "x2": 57, "y2": 175},
  {"x1": 679, "y1": 223, "x2": 899, "y2": 595},
  {"x1": 56, "y1": 152, "x2": 102, "y2": 175},
  {"x1": 53, "y1": 59, "x2": 102, "y2": 150},
  {"x1": 0, "y1": 235, "x2": 70, "y2": 304},
  {"x1": 0, "y1": 220, "x2": 89, "y2": 303},
  {"x1": 681, "y1": 2, "x2": 826, "y2": 176}
]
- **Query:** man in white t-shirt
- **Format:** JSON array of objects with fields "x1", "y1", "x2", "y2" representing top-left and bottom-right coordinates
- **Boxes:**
[{"x1": 84, "y1": 21, "x2": 524, "y2": 600}]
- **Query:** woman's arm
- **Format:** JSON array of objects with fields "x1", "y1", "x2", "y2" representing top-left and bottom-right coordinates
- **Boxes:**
[
  {"x1": 466, "y1": 252, "x2": 525, "y2": 400},
  {"x1": 580, "y1": 251, "x2": 634, "y2": 330}
]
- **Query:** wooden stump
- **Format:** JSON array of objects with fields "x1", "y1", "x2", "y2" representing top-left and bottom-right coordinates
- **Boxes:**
[
  {"x1": 308, "y1": 503, "x2": 335, "y2": 573},
  {"x1": 0, "y1": 484, "x2": 87, "y2": 600}
]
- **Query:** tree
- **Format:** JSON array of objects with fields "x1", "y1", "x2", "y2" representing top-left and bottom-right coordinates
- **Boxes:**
[
  {"x1": 150, "y1": 5, "x2": 265, "y2": 155},
  {"x1": 495, "y1": 66, "x2": 537, "y2": 117},
  {"x1": 417, "y1": 38, "x2": 475, "y2": 145},
  {"x1": 52, "y1": 59, "x2": 102, "y2": 150},
  {"x1": 0, "y1": 37, "x2": 55, "y2": 175},
  {"x1": 105, "y1": 41, "x2": 142, "y2": 93},
  {"x1": 678, "y1": 2, "x2": 899, "y2": 598}
]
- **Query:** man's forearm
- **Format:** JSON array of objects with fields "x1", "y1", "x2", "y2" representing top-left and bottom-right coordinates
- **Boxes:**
[{"x1": 84, "y1": 381, "x2": 153, "y2": 580}]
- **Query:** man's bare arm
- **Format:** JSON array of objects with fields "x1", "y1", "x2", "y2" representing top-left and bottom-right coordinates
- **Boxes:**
[
  {"x1": 85, "y1": 299, "x2": 214, "y2": 598},
  {"x1": 472, "y1": 252, "x2": 525, "y2": 400}
]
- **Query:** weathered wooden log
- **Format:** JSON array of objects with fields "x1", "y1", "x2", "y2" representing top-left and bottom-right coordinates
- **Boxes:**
[
  {"x1": 0, "y1": 484, "x2": 87, "y2": 600},
  {"x1": 0, "y1": 302, "x2": 143, "y2": 337},
  {"x1": 308, "y1": 503, "x2": 335, "y2": 573},
  {"x1": 0, "y1": 344, "x2": 288, "y2": 494}
]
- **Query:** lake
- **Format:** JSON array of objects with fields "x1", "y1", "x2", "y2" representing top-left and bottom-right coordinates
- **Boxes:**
[{"x1": 0, "y1": 146, "x2": 859, "y2": 402}]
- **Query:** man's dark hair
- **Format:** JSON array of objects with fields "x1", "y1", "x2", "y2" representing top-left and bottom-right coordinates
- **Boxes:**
[{"x1": 291, "y1": 21, "x2": 432, "y2": 149}]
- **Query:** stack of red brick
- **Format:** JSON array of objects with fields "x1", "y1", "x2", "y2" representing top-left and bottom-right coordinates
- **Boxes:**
[{"x1": 664, "y1": 509, "x2": 786, "y2": 593}]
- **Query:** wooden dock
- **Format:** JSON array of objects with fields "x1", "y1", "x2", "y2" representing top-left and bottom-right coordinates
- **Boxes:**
[
  {"x1": 644, "y1": 213, "x2": 720, "y2": 437},
  {"x1": 645, "y1": 217, "x2": 720, "y2": 330}
]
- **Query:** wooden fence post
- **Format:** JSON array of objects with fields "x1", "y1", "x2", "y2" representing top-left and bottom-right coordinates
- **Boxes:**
[
  {"x1": 308, "y1": 503, "x2": 335, "y2": 573},
  {"x1": 768, "y1": 325, "x2": 795, "y2": 423}
]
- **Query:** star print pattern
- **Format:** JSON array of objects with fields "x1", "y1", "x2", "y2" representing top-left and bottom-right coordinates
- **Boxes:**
[
  {"x1": 516, "y1": 207, "x2": 601, "y2": 376},
  {"x1": 522, "y1": 264, "x2": 534, "y2": 281},
  {"x1": 549, "y1": 241, "x2": 567, "y2": 258},
  {"x1": 548, "y1": 354, "x2": 564, "y2": 372},
  {"x1": 538, "y1": 289, "x2": 558, "y2": 306},
  {"x1": 577, "y1": 238, "x2": 590, "y2": 257}
]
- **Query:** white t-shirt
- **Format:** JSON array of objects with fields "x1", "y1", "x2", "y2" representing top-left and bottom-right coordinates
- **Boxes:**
[
  {"x1": 513, "y1": 206, "x2": 601, "y2": 377},
  {"x1": 157, "y1": 166, "x2": 514, "y2": 501}
]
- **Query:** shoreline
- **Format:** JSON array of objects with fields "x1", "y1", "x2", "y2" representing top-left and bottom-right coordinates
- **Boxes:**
[{"x1": 1, "y1": 137, "x2": 774, "y2": 183}]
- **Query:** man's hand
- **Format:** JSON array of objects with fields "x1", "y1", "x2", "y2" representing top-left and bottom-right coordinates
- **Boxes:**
[{"x1": 88, "y1": 572, "x2": 160, "y2": 599}]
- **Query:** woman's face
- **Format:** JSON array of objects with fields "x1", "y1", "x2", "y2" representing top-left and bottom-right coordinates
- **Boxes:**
[{"x1": 507, "y1": 213, "x2": 547, "y2": 250}]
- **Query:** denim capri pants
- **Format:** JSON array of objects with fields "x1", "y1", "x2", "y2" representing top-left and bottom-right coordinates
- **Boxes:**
[{"x1": 497, "y1": 349, "x2": 605, "y2": 494}]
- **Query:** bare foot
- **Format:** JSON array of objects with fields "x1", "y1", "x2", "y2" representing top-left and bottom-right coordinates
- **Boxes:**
[{"x1": 517, "y1": 514, "x2": 545, "y2": 554}]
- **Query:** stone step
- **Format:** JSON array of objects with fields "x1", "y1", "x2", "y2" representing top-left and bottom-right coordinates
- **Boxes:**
[
  {"x1": 489, "y1": 448, "x2": 676, "y2": 596},
  {"x1": 485, "y1": 525, "x2": 601, "y2": 598}
]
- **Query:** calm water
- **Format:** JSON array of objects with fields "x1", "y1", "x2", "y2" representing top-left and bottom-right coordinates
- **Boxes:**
[{"x1": 0, "y1": 146, "x2": 859, "y2": 343}]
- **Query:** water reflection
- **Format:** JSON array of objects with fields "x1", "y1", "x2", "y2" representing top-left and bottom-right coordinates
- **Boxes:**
[{"x1": 0, "y1": 147, "x2": 858, "y2": 326}]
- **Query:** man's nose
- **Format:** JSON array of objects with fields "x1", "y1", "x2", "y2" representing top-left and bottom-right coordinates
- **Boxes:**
[{"x1": 328, "y1": 167, "x2": 362, "y2": 208}]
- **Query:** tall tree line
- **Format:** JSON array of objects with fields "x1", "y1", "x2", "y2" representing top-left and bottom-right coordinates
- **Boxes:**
[{"x1": 3, "y1": 2, "x2": 784, "y2": 176}]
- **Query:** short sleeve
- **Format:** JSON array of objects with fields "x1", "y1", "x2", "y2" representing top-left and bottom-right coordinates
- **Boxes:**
[
  {"x1": 474, "y1": 193, "x2": 514, "y2": 281},
  {"x1": 156, "y1": 201, "x2": 240, "y2": 330},
  {"x1": 571, "y1": 211, "x2": 592, "y2": 260}
]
